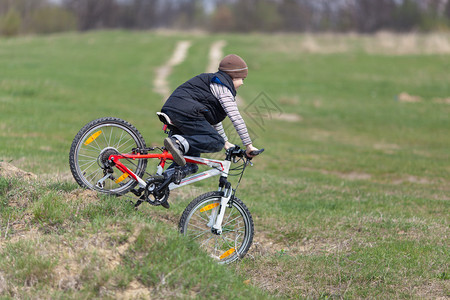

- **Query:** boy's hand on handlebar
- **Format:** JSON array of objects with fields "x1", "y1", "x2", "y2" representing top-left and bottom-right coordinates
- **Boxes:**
[
  {"x1": 224, "y1": 141, "x2": 235, "y2": 150},
  {"x1": 246, "y1": 144, "x2": 260, "y2": 157}
]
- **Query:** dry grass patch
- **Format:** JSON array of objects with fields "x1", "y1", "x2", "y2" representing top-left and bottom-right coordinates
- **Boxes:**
[
  {"x1": 114, "y1": 280, "x2": 151, "y2": 300},
  {"x1": 391, "y1": 175, "x2": 434, "y2": 185},
  {"x1": 373, "y1": 142, "x2": 401, "y2": 154},
  {"x1": 413, "y1": 280, "x2": 449, "y2": 300},
  {"x1": 67, "y1": 188, "x2": 99, "y2": 204},
  {"x1": 398, "y1": 92, "x2": 422, "y2": 103},
  {"x1": 49, "y1": 224, "x2": 148, "y2": 294},
  {"x1": 238, "y1": 245, "x2": 358, "y2": 298},
  {"x1": 0, "y1": 162, "x2": 37, "y2": 180},
  {"x1": 278, "y1": 96, "x2": 300, "y2": 106},
  {"x1": 272, "y1": 113, "x2": 303, "y2": 122},
  {"x1": 433, "y1": 97, "x2": 450, "y2": 104},
  {"x1": 265, "y1": 32, "x2": 450, "y2": 55}
]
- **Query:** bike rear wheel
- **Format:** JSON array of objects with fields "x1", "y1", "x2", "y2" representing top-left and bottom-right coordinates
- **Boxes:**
[
  {"x1": 69, "y1": 117, "x2": 147, "y2": 195},
  {"x1": 179, "y1": 191, "x2": 254, "y2": 264}
]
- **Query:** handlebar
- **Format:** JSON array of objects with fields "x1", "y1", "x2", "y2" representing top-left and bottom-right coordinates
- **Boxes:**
[{"x1": 226, "y1": 145, "x2": 264, "y2": 161}]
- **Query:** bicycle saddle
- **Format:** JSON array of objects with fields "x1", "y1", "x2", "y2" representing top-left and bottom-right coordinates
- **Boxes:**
[{"x1": 156, "y1": 112, "x2": 174, "y2": 126}]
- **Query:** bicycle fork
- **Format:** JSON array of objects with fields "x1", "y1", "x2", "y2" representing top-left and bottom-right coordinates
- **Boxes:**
[{"x1": 210, "y1": 181, "x2": 233, "y2": 235}]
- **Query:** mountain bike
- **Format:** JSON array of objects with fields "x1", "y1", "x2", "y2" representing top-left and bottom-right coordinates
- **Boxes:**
[{"x1": 69, "y1": 114, "x2": 263, "y2": 263}]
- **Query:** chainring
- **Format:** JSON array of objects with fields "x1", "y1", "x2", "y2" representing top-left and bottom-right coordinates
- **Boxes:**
[{"x1": 144, "y1": 178, "x2": 170, "y2": 206}]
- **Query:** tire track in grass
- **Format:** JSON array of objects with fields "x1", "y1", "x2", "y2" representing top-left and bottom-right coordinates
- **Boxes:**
[
  {"x1": 154, "y1": 40, "x2": 192, "y2": 99},
  {"x1": 206, "y1": 40, "x2": 227, "y2": 73}
]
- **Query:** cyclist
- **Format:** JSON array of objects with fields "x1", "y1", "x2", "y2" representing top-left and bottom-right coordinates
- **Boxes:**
[{"x1": 161, "y1": 54, "x2": 260, "y2": 179}]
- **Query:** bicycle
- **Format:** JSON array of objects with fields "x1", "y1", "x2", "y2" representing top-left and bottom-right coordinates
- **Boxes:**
[{"x1": 69, "y1": 114, "x2": 263, "y2": 263}]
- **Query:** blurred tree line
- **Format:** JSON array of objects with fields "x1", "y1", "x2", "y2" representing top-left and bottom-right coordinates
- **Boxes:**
[{"x1": 1, "y1": 0, "x2": 450, "y2": 36}]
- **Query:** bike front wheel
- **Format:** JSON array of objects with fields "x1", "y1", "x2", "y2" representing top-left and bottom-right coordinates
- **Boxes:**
[
  {"x1": 179, "y1": 191, "x2": 254, "y2": 264},
  {"x1": 69, "y1": 117, "x2": 147, "y2": 195}
]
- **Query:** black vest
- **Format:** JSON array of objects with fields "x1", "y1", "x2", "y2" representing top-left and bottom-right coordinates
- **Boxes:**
[{"x1": 162, "y1": 71, "x2": 236, "y2": 125}]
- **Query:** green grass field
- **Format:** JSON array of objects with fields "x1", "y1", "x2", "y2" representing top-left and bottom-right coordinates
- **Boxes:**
[{"x1": 0, "y1": 31, "x2": 449, "y2": 298}]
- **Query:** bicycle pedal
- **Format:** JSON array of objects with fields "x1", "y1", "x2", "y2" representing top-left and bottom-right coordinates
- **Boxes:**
[
  {"x1": 130, "y1": 188, "x2": 143, "y2": 197},
  {"x1": 172, "y1": 170, "x2": 183, "y2": 184},
  {"x1": 134, "y1": 199, "x2": 144, "y2": 208},
  {"x1": 160, "y1": 199, "x2": 170, "y2": 209}
]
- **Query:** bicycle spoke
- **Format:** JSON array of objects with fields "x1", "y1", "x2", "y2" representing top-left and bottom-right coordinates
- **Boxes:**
[
  {"x1": 99, "y1": 127, "x2": 108, "y2": 147},
  {"x1": 85, "y1": 168, "x2": 103, "y2": 183},
  {"x1": 78, "y1": 153, "x2": 97, "y2": 160},
  {"x1": 108, "y1": 127, "x2": 114, "y2": 146},
  {"x1": 83, "y1": 140, "x2": 102, "y2": 152},
  {"x1": 80, "y1": 148, "x2": 103, "y2": 155},
  {"x1": 225, "y1": 225, "x2": 245, "y2": 233},
  {"x1": 193, "y1": 211, "x2": 210, "y2": 223},
  {"x1": 222, "y1": 207, "x2": 239, "y2": 227},
  {"x1": 221, "y1": 234, "x2": 236, "y2": 243},
  {"x1": 188, "y1": 223, "x2": 209, "y2": 232},
  {"x1": 78, "y1": 153, "x2": 98, "y2": 160},
  {"x1": 117, "y1": 138, "x2": 135, "y2": 152},
  {"x1": 78, "y1": 159, "x2": 98, "y2": 170},
  {"x1": 199, "y1": 235, "x2": 214, "y2": 248},
  {"x1": 214, "y1": 236, "x2": 220, "y2": 256},
  {"x1": 80, "y1": 160, "x2": 98, "y2": 174},
  {"x1": 78, "y1": 160, "x2": 97, "y2": 167},
  {"x1": 114, "y1": 130, "x2": 126, "y2": 149},
  {"x1": 84, "y1": 144, "x2": 102, "y2": 152},
  {"x1": 93, "y1": 136, "x2": 104, "y2": 151},
  {"x1": 220, "y1": 239, "x2": 236, "y2": 250},
  {"x1": 189, "y1": 230, "x2": 209, "y2": 240},
  {"x1": 222, "y1": 215, "x2": 242, "y2": 228}
]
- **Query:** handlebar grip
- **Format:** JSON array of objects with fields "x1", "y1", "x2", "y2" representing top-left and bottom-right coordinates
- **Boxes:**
[{"x1": 247, "y1": 148, "x2": 264, "y2": 157}]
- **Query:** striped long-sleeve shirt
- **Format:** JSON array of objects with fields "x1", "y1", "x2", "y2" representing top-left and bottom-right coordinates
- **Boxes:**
[{"x1": 210, "y1": 83, "x2": 252, "y2": 146}]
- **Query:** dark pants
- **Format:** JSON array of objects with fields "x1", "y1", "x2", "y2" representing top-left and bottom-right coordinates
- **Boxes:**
[{"x1": 162, "y1": 109, "x2": 225, "y2": 156}]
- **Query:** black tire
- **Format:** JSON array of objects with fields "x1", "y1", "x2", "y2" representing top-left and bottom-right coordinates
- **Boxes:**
[
  {"x1": 179, "y1": 191, "x2": 254, "y2": 264},
  {"x1": 69, "y1": 117, "x2": 147, "y2": 195}
]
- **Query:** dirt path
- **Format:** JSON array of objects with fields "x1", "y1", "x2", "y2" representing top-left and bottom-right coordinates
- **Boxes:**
[
  {"x1": 154, "y1": 40, "x2": 192, "y2": 99},
  {"x1": 206, "y1": 40, "x2": 227, "y2": 73},
  {"x1": 153, "y1": 40, "x2": 301, "y2": 123}
]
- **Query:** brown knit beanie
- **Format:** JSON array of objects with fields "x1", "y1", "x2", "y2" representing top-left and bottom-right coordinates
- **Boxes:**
[{"x1": 219, "y1": 54, "x2": 248, "y2": 79}]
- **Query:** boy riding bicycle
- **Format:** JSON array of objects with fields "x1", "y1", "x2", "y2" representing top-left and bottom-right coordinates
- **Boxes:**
[{"x1": 161, "y1": 54, "x2": 260, "y2": 180}]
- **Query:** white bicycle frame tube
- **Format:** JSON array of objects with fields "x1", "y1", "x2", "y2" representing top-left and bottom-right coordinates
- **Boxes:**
[{"x1": 168, "y1": 155, "x2": 231, "y2": 190}]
